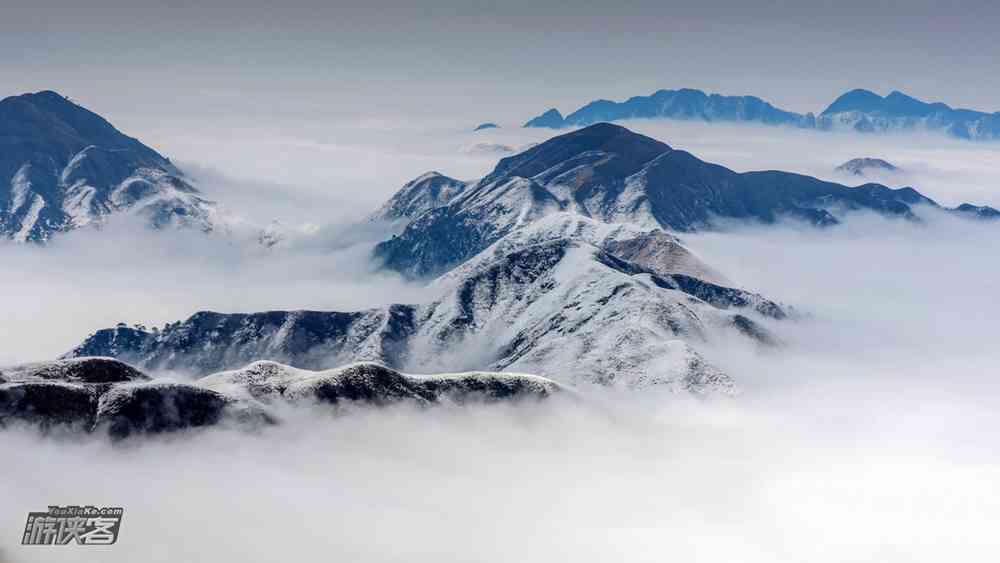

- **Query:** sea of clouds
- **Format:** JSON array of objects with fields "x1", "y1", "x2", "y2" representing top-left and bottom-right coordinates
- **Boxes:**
[{"x1": 2, "y1": 116, "x2": 999, "y2": 562}]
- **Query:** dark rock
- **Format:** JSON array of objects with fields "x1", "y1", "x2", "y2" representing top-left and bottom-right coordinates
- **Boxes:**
[
  {"x1": 93, "y1": 383, "x2": 258, "y2": 439},
  {"x1": 0, "y1": 382, "x2": 96, "y2": 430}
]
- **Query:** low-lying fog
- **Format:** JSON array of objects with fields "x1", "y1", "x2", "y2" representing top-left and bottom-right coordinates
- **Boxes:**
[{"x1": 2, "y1": 118, "x2": 999, "y2": 562}]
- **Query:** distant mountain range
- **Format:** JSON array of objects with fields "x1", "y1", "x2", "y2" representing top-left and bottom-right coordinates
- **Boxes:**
[
  {"x1": 0, "y1": 91, "x2": 221, "y2": 242},
  {"x1": 524, "y1": 88, "x2": 1000, "y2": 141}
]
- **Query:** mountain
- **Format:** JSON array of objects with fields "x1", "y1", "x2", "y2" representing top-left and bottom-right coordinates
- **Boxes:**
[
  {"x1": 371, "y1": 171, "x2": 470, "y2": 223},
  {"x1": 524, "y1": 108, "x2": 565, "y2": 128},
  {"x1": 835, "y1": 158, "x2": 901, "y2": 177},
  {"x1": 1, "y1": 358, "x2": 559, "y2": 438},
  {"x1": 375, "y1": 123, "x2": 995, "y2": 279},
  {"x1": 199, "y1": 361, "x2": 561, "y2": 405},
  {"x1": 0, "y1": 90, "x2": 220, "y2": 242},
  {"x1": 524, "y1": 89, "x2": 814, "y2": 130},
  {"x1": 523, "y1": 87, "x2": 1000, "y2": 141},
  {"x1": 474, "y1": 122, "x2": 499, "y2": 131},
  {"x1": 818, "y1": 89, "x2": 1000, "y2": 140},
  {"x1": 66, "y1": 234, "x2": 782, "y2": 390}
]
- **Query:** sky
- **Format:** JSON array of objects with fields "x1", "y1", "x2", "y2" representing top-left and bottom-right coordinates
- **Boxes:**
[{"x1": 3, "y1": 0, "x2": 1000, "y2": 130}]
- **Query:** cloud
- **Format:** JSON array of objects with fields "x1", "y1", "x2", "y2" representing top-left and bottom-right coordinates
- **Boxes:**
[
  {"x1": 0, "y1": 216, "x2": 429, "y2": 364},
  {"x1": 3, "y1": 118, "x2": 1000, "y2": 561}
]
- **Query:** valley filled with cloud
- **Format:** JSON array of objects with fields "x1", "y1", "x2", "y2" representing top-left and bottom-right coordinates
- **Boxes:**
[{"x1": 3, "y1": 110, "x2": 1000, "y2": 561}]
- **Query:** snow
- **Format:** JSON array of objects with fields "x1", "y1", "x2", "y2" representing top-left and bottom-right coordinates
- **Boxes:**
[
  {"x1": 13, "y1": 194, "x2": 45, "y2": 242},
  {"x1": 9, "y1": 164, "x2": 33, "y2": 212}
]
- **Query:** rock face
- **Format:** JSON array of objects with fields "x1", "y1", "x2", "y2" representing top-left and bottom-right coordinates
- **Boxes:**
[
  {"x1": 67, "y1": 236, "x2": 780, "y2": 390},
  {"x1": 0, "y1": 90, "x2": 220, "y2": 242},
  {"x1": 0, "y1": 358, "x2": 245, "y2": 438},
  {"x1": 0, "y1": 358, "x2": 560, "y2": 438},
  {"x1": 835, "y1": 158, "x2": 900, "y2": 177},
  {"x1": 94, "y1": 383, "x2": 245, "y2": 439},
  {"x1": 0, "y1": 358, "x2": 148, "y2": 432},
  {"x1": 374, "y1": 123, "x2": 993, "y2": 279},
  {"x1": 523, "y1": 87, "x2": 1000, "y2": 141}
]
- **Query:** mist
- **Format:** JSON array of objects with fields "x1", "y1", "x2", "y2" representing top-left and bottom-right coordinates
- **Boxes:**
[{"x1": 3, "y1": 117, "x2": 1000, "y2": 561}]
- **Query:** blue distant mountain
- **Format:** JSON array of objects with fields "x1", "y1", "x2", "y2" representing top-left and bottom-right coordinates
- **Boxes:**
[
  {"x1": 817, "y1": 89, "x2": 1000, "y2": 139},
  {"x1": 524, "y1": 88, "x2": 1000, "y2": 141},
  {"x1": 523, "y1": 108, "x2": 565, "y2": 128}
]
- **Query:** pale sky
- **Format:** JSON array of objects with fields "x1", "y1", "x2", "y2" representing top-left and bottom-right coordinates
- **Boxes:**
[{"x1": 3, "y1": 0, "x2": 999, "y2": 129}]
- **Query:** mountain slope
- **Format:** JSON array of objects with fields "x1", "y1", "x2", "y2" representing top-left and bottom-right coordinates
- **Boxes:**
[
  {"x1": 67, "y1": 238, "x2": 782, "y2": 390},
  {"x1": 0, "y1": 90, "x2": 220, "y2": 241},
  {"x1": 374, "y1": 123, "x2": 994, "y2": 278}
]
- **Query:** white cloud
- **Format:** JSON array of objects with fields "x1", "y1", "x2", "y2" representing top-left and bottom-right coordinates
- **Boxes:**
[{"x1": 3, "y1": 118, "x2": 1000, "y2": 562}]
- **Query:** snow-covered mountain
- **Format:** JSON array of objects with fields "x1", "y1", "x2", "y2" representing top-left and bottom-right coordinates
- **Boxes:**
[
  {"x1": 67, "y1": 234, "x2": 782, "y2": 390},
  {"x1": 0, "y1": 91, "x2": 221, "y2": 242},
  {"x1": 375, "y1": 123, "x2": 996, "y2": 278},
  {"x1": 524, "y1": 87, "x2": 1000, "y2": 141},
  {"x1": 1, "y1": 357, "x2": 559, "y2": 438},
  {"x1": 371, "y1": 171, "x2": 470, "y2": 224}
]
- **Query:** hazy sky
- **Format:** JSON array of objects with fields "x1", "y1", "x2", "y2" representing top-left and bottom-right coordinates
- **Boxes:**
[{"x1": 3, "y1": 0, "x2": 999, "y2": 129}]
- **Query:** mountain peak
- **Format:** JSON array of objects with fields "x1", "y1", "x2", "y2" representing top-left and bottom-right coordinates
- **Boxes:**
[
  {"x1": 523, "y1": 108, "x2": 565, "y2": 128},
  {"x1": 835, "y1": 157, "x2": 900, "y2": 176},
  {"x1": 821, "y1": 89, "x2": 885, "y2": 115},
  {"x1": 483, "y1": 122, "x2": 671, "y2": 186},
  {"x1": 0, "y1": 89, "x2": 217, "y2": 242}
]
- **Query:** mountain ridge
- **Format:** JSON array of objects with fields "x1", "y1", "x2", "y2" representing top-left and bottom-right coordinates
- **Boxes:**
[
  {"x1": 66, "y1": 236, "x2": 783, "y2": 390},
  {"x1": 523, "y1": 87, "x2": 1000, "y2": 141},
  {"x1": 1, "y1": 357, "x2": 561, "y2": 438},
  {"x1": 374, "y1": 123, "x2": 996, "y2": 279}
]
